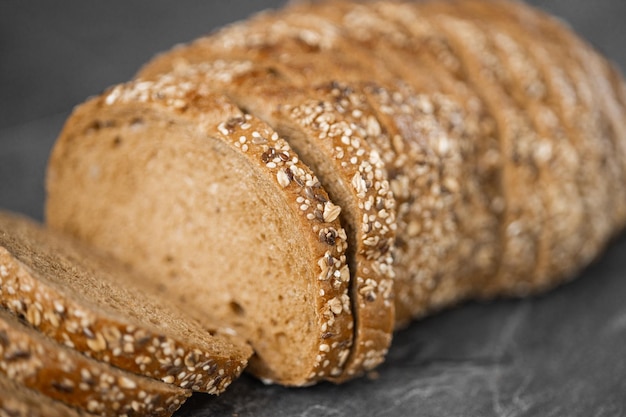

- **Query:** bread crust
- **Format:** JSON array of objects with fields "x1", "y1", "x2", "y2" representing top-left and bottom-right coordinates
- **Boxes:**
[
  {"x1": 0, "y1": 211, "x2": 251, "y2": 394},
  {"x1": 446, "y1": 0, "x2": 606, "y2": 289},
  {"x1": 0, "y1": 373, "x2": 93, "y2": 417},
  {"x1": 297, "y1": 0, "x2": 503, "y2": 321},
  {"x1": 46, "y1": 73, "x2": 352, "y2": 386},
  {"x1": 457, "y1": 0, "x2": 626, "y2": 263},
  {"x1": 0, "y1": 308, "x2": 190, "y2": 417},
  {"x1": 137, "y1": 0, "x2": 500, "y2": 335}
]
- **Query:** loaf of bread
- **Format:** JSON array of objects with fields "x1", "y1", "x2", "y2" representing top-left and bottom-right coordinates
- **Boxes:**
[{"x1": 45, "y1": 0, "x2": 626, "y2": 389}]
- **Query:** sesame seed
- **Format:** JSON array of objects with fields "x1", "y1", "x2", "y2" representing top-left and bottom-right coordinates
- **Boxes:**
[
  {"x1": 161, "y1": 375, "x2": 175, "y2": 384},
  {"x1": 276, "y1": 169, "x2": 291, "y2": 187},
  {"x1": 322, "y1": 202, "x2": 342, "y2": 223}
]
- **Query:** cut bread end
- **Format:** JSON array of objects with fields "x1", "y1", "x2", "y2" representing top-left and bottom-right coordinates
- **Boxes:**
[{"x1": 45, "y1": 76, "x2": 353, "y2": 386}]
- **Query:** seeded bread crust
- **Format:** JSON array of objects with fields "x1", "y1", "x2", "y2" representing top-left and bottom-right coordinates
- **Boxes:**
[
  {"x1": 0, "y1": 373, "x2": 93, "y2": 417},
  {"x1": 138, "y1": 10, "x2": 399, "y2": 90},
  {"x1": 419, "y1": 2, "x2": 588, "y2": 296},
  {"x1": 293, "y1": 0, "x2": 502, "y2": 322},
  {"x1": 405, "y1": 5, "x2": 543, "y2": 296},
  {"x1": 448, "y1": 0, "x2": 611, "y2": 287},
  {"x1": 0, "y1": 211, "x2": 251, "y2": 394},
  {"x1": 0, "y1": 308, "x2": 190, "y2": 417},
  {"x1": 458, "y1": 0, "x2": 626, "y2": 263},
  {"x1": 46, "y1": 73, "x2": 352, "y2": 386}
]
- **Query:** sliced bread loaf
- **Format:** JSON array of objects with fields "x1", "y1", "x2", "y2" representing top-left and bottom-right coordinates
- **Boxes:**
[
  {"x1": 0, "y1": 308, "x2": 190, "y2": 416},
  {"x1": 137, "y1": 2, "x2": 500, "y2": 327},
  {"x1": 45, "y1": 75, "x2": 352, "y2": 386},
  {"x1": 0, "y1": 373, "x2": 93, "y2": 417},
  {"x1": 0, "y1": 211, "x2": 251, "y2": 393}
]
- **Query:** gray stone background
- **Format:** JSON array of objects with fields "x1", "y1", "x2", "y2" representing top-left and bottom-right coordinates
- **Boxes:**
[{"x1": 1, "y1": 1, "x2": 625, "y2": 416}]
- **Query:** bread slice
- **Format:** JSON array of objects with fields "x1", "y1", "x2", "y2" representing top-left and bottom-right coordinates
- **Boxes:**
[
  {"x1": 0, "y1": 211, "x2": 251, "y2": 393},
  {"x1": 134, "y1": 60, "x2": 395, "y2": 382},
  {"x1": 0, "y1": 308, "x2": 189, "y2": 416},
  {"x1": 0, "y1": 373, "x2": 93, "y2": 417},
  {"x1": 45, "y1": 75, "x2": 352, "y2": 386}
]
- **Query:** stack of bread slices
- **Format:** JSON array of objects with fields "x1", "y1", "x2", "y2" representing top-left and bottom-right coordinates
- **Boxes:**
[{"x1": 3, "y1": 0, "x2": 626, "y2": 415}]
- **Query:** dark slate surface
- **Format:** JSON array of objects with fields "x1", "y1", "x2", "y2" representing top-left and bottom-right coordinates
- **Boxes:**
[{"x1": 1, "y1": 1, "x2": 625, "y2": 416}]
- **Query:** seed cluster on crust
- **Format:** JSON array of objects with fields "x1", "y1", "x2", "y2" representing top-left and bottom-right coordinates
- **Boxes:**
[
  {"x1": 283, "y1": 84, "x2": 397, "y2": 378},
  {"x1": 290, "y1": 0, "x2": 501, "y2": 317},
  {"x1": 415, "y1": 12, "x2": 544, "y2": 295},
  {"x1": 324, "y1": 81, "x2": 471, "y2": 319},
  {"x1": 363, "y1": 84, "x2": 492, "y2": 313},
  {"x1": 104, "y1": 70, "x2": 353, "y2": 383},
  {"x1": 0, "y1": 309, "x2": 189, "y2": 417}
]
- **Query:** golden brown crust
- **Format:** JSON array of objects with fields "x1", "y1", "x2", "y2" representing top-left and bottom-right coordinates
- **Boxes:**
[
  {"x1": 419, "y1": 1, "x2": 589, "y2": 295},
  {"x1": 464, "y1": 0, "x2": 626, "y2": 251},
  {"x1": 0, "y1": 211, "x2": 251, "y2": 394},
  {"x1": 447, "y1": 0, "x2": 600, "y2": 288},
  {"x1": 0, "y1": 373, "x2": 93, "y2": 417},
  {"x1": 0, "y1": 308, "x2": 190, "y2": 417},
  {"x1": 409, "y1": 2, "x2": 543, "y2": 296}
]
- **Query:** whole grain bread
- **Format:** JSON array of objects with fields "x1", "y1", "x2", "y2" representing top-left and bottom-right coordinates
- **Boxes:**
[
  {"x1": 44, "y1": 0, "x2": 626, "y2": 388},
  {"x1": 45, "y1": 74, "x2": 352, "y2": 386},
  {"x1": 0, "y1": 211, "x2": 251, "y2": 393},
  {"x1": 0, "y1": 308, "x2": 190, "y2": 417},
  {"x1": 0, "y1": 373, "x2": 93, "y2": 417}
]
